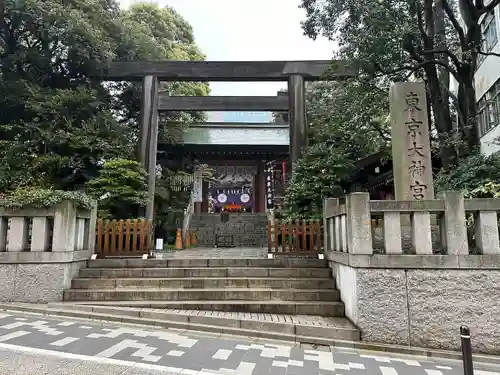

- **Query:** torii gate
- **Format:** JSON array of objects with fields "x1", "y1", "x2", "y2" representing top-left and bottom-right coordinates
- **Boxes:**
[{"x1": 89, "y1": 60, "x2": 356, "y2": 219}]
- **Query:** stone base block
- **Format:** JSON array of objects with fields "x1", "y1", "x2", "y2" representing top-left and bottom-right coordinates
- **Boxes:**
[
  {"x1": 331, "y1": 259, "x2": 500, "y2": 355},
  {"x1": 0, "y1": 260, "x2": 87, "y2": 303}
]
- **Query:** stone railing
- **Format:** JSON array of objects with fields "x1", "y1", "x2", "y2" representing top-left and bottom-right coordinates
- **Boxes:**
[
  {"x1": 323, "y1": 191, "x2": 500, "y2": 255},
  {"x1": 322, "y1": 191, "x2": 500, "y2": 355},
  {"x1": 0, "y1": 201, "x2": 96, "y2": 302}
]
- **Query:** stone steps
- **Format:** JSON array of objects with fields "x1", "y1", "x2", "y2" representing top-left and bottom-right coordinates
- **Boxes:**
[
  {"x1": 65, "y1": 257, "x2": 349, "y2": 323},
  {"x1": 64, "y1": 288, "x2": 340, "y2": 302},
  {"x1": 45, "y1": 303, "x2": 360, "y2": 342},
  {"x1": 59, "y1": 300, "x2": 345, "y2": 316},
  {"x1": 71, "y1": 277, "x2": 335, "y2": 289},
  {"x1": 80, "y1": 267, "x2": 331, "y2": 278},
  {"x1": 86, "y1": 258, "x2": 328, "y2": 269}
]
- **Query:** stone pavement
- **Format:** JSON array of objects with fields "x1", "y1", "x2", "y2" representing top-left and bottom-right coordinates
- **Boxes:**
[
  {"x1": 0, "y1": 311, "x2": 499, "y2": 375},
  {"x1": 143, "y1": 308, "x2": 348, "y2": 326},
  {"x1": 157, "y1": 247, "x2": 268, "y2": 259}
]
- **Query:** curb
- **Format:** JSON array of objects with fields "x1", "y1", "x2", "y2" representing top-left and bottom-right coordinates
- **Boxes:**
[
  {"x1": 0, "y1": 303, "x2": 499, "y2": 365},
  {"x1": 46, "y1": 303, "x2": 360, "y2": 342}
]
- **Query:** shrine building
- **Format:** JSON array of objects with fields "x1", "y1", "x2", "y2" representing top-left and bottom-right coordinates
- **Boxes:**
[{"x1": 159, "y1": 122, "x2": 289, "y2": 213}]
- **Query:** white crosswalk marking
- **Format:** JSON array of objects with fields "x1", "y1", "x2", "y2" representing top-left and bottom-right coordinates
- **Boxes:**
[
  {"x1": 96, "y1": 339, "x2": 161, "y2": 362},
  {"x1": 50, "y1": 337, "x2": 79, "y2": 347},
  {"x1": 0, "y1": 330, "x2": 30, "y2": 342},
  {"x1": 380, "y1": 366, "x2": 400, "y2": 375},
  {"x1": 57, "y1": 322, "x2": 76, "y2": 327}
]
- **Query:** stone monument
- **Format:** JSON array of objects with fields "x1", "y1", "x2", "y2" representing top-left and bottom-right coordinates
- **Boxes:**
[{"x1": 390, "y1": 82, "x2": 434, "y2": 200}]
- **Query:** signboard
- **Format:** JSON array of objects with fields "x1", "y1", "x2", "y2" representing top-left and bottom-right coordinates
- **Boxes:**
[
  {"x1": 207, "y1": 112, "x2": 272, "y2": 123},
  {"x1": 265, "y1": 167, "x2": 274, "y2": 209},
  {"x1": 193, "y1": 170, "x2": 203, "y2": 202}
]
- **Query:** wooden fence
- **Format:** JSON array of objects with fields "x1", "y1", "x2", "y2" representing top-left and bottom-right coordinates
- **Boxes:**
[
  {"x1": 96, "y1": 219, "x2": 153, "y2": 257},
  {"x1": 267, "y1": 220, "x2": 324, "y2": 253}
]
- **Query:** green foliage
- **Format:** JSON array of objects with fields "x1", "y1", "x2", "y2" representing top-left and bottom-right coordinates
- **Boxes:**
[
  {"x1": 116, "y1": 3, "x2": 210, "y2": 144},
  {"x1": 0, "y1": 0, "x2": 209, "y2": 202},
  {"x1": 86, "y1": 158, "x2": 147, "y2": 218},
  {"x1": 283, "y1": 143, "x2": 354, "y2": 219},
  {"x1": 300, "y1": 0, "x2": 495, "y2": 165},
  {"x1": 468, "y1": 182, "x2": 500, "y2": 199},
  {"x1": 281, "y1": 81, "x2": 389, "y2": 219},
  {"x1": 435, "y1": 153, "x2": 500, "y2": 196},
  {"x1": 0, "y1": 188, "x2": 94, "y2": 210}
]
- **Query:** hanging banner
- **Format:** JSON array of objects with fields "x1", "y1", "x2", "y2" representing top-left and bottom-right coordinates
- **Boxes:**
[
  {"x1": 193, "y1": 170, "x2": 203, "y2": 202},
  {"x1": 210, "y1": 186, "x2": 253, "y2": 209},
  {"x1": 265, "y1": 167, "x2": 274, "y2": 209}
]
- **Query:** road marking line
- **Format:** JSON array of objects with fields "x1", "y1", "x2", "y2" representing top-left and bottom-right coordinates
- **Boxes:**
[
  {"x1": 213, "y1": 349, "x2": 232, "y2": 360},
  {"x1": 0, "y1": 342, "x2": 204, "y2": 373},
  {"x1": 425, "y1": 370, "x2": 444, "y2": 375},
  {"x1": 380, "y1": 366, "x2": 399, "y2": 375},
  {"x1": 50, "y1": 337, "x2": 79, "y2": 347},
  {"x1": 166, "y1": 350, "x2": 184, "y2": 357},
  {"x1": 0, "y1": 331, "x2": 30, "y2": 342}
]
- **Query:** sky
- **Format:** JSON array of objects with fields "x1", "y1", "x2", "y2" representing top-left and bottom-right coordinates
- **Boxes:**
[{"x1": 117, "y1": 0, "x2": 336, "y2": 97}]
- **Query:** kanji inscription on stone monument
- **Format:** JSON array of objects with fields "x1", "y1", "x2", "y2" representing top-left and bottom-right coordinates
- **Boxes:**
[{"x1": 390, "y1": 82, "x2": 434, "y2": 200}]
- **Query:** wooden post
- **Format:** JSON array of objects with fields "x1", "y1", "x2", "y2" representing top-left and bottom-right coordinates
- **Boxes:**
[
  {"x1": 288, "y1": 75, "x2": 307, "y2": 168},
  {"x1": 191, "y1": 232, "x2": 197, "y2": 247},
  {"x1": 175, "y1": 228, "x2": 182, "y2": 250},
  {"x1": 139, "y1": 75, "x2": 160, "y2": 221}
]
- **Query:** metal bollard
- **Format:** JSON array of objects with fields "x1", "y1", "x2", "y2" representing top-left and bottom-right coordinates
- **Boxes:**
[{"x1": 460, "y1": 326, "x2": 474, "y2": 375}]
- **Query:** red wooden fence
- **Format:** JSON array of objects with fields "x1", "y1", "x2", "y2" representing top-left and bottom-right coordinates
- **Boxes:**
[
  {"x1": 95, "y1": 219, "x2": 153, "y2": 257},
  {"x1": 267, "y1": 220, "x2": 323, "y2": 253}
]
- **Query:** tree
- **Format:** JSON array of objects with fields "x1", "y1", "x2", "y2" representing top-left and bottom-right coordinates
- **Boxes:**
[
  {"x1": 86, "y1": 158, "x2": 147, "y2": 218},
  {"x1": 301, "y1": 0, "x2": 500, "y2": 168},
  {"x1": 0, "y1": 1, "x2": 209, "y2": 198},
  {"x1": 435, "y1": 152, "x2": 500, "y2": 194},
  {"x1": 282, "y1": 80, "x2": 389, "y2": 219},
  {"x1": 115, "y1": 3, "x2": 210, "y2": 145},
  {"x1": 0, "y1": 0, "x2": 129, "y2": 190}
]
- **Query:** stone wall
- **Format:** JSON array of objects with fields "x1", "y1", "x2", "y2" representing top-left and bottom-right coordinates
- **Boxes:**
[
  {"x1": 328, "y1": 252, "x2": 500, "y2": 355},
  {"x1": 0, "y1": 252, "x2": 89, "y2": 302},
  {"x1": 0, "y1": 201, "x2": 96, "y2": 303},
  {"x1": 190, "y1": 213, "x2": 267, "y2": 247}
]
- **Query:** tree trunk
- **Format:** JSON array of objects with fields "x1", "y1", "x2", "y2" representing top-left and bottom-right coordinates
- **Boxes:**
[
  {"x1": 456, "y1": 64, "x2": 480, "y2": 156},
  {"x1": 464, "y1": 81, "x2": 480, "y2": 153},
  {"x1": 425, "y1": 66, "x2": 456, "y2": 168}
]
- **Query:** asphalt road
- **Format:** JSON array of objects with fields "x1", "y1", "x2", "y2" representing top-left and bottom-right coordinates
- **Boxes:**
[{"x1": 0, "y1": 311, "x2": 498, "y2": 375}]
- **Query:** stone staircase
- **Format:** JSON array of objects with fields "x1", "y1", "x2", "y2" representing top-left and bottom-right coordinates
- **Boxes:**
[
  {"x1": 59, "y1": 257, "x2": 360, "y2": 343},
  {"x1": 190, "y1": 213, "x2": 268, "y2": 247}
]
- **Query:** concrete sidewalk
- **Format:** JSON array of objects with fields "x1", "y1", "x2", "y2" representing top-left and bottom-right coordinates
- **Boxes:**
[
  {"x1": 0, "y1": 310, "x2": 500, "y2": 375},
  {"x1": 0, "y1": 345, "x2": 180, "y2": 375}
]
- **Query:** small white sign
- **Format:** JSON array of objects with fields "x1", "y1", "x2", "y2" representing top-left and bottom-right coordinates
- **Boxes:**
[
  {"x1": 155, "y1": 238, "x2": 164, "y2": 251},
  {"x1": 193, "y1": 170, "x2": 203, "y2": 202}
]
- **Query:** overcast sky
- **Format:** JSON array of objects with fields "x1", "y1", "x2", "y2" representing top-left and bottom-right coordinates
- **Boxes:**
[{"x1": 117, "y1": 0, "x2": 336, "y2": 96}]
